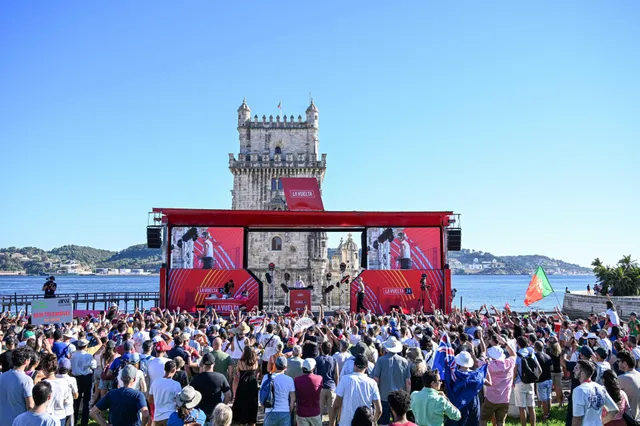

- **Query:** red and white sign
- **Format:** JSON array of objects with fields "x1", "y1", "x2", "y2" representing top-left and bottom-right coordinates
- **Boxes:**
[
  {"x1": 281, "y1": 178, "x2": 324, "y2": 211},
  {"x1": 289, "y1": 289, "x2": 312, "y2": 313}
]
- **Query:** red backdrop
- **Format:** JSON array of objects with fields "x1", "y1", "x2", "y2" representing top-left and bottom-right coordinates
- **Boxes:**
[
  {"x1": 350, "y1": 270, "x2": 444, "y2": 314},
  {"x1": 167, "y1": 269, "x2": 259, "y2": 312}
]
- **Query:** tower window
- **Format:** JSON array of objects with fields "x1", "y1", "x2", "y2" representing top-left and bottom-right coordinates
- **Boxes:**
[
  {"x1": 271, "y1": 178, "x2": 277, "y2": 191},
  {"x1": 271, "y1": 237, "x2": 282, "y2": 251},
  {"x1": 275, "y1": 146, "x2": 282, "y2": 154}
]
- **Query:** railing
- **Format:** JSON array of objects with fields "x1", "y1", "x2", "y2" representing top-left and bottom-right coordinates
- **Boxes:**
[{"x1": 0, "y1": 292, "x2": 160, "y2": 315}]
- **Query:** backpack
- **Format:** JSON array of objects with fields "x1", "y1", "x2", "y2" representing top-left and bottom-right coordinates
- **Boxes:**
[
  {"x1": 259, "y1": 373, "x2": 275, "y2": 408},
  {"x1": 519, "y1": 353, "x2": 541, "y2": 384}
]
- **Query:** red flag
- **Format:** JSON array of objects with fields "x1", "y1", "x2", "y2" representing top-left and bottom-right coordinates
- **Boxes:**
[{"x1": 277, "y1": 101, "x2": 281, "y2": 109}]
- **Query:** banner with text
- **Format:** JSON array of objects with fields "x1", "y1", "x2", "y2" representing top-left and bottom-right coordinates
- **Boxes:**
[
  {"x1": 167, "y1": 269, "x2": 259, "y2": 313},
  {"x1": 170, "y1": 227, "x2": 244, "y2": 269},
  {"x1": 32, "y1": 297, "x2": 73, "y2": 325},
  {"x1": 366, "y1": 227, "x2": 441, "y2": 270},
  {"x1": 280, "y1": 178, "x2": 324, "y2": 211},
  {"x1": 350, "y1": 270, "x2": 444, "y2": 314}
]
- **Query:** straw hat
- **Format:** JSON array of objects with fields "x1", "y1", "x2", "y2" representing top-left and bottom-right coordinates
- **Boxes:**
[
  {"x1": 382, "y1": 337, "x2": 403, "y2": 353},
  {"x1": 232, "y1": 322, "x2": 250, "y2": 335}
]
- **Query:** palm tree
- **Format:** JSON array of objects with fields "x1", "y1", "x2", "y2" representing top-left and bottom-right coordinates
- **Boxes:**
[{"x1": 592, "y1": 255, "x2": 640, "y2": 296}]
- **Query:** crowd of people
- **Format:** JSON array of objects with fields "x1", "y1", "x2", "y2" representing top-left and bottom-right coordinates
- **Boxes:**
[{"x1": 0, "y1": 295, "x2": 638, "y2": 426}]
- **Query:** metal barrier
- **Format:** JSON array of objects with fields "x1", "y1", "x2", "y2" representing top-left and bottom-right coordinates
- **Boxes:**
[{"x1": 0, "y1": 292, "x2": 160, "y2": 315}]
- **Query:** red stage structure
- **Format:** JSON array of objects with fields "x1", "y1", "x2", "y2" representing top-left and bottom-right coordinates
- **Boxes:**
[{"x1": 151, "y1": 208, "x2": 458, "y2": 315}]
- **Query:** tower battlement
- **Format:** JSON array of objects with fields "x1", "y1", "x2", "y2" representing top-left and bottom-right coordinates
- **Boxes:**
[
  {"x1": 228, "y1": 152, "x2": 327, "y2": 170},
  {"x1": 239, "y1": 115, "x2": 313, "y2": 129}
]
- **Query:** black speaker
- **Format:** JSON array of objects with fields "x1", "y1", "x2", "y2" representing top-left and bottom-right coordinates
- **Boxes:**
[
  {"x1": 147, "y1": 226, "x2": 162, "y2": 249},
  {"x1": 280, "y1": 283, "x2": 289, "y2": 293},
  {"x1": 448, "y1": 228, "x2": 462, "y2": 251}
]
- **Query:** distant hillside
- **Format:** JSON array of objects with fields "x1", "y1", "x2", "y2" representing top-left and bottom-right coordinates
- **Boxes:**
[{"x1": 0, "y1": 243, "x2": 591, "y2": 276}]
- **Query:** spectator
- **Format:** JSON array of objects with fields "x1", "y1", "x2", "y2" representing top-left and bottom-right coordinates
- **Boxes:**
[
  {"x1": 41, "y1": 353, "x2": 72, "y2": 426},
  {"x1": 481, "y1": 340, "x2": 516, "y2": 426},
  {"x1": 294, "y1": 358, "x2": 323, "y2": 426},
  {"x1": 1, "y1": 336, "x2": 16, "y2": 372},
  {"x1": 90, "y1": 365, "x2": 149, "y2": 426},
  {"x1": 55, "y1": 358, "x2": 78, "y2": 426},
  {"x1": 316, "y1": 341, "x2": 339, "y2": 418},
  {"x1": 332, "y1": 340, "x2": 351, "y2": 375},
  {"x1": 286, "y1": 345, "x2": 304, "y2": 379},
  {"x1": 372, "y1": 337, "x2": 411, "y2": 425},
  {"x1": 210, "y1": 338, "x2": 232, "y2": 383},
  {"x1": 98, "y1": 341, "x2": 118, "y2": 399},
  {"x1": 117, "y1": 352, "x2": 147, "y2": 394},
  {"x1": 410, "y1": 369, "x2": 460, "y2": 426},
  {"x1": 70, "y1": 339, "x2": 96, "y2": 426},
  {"x1": 260, "y1": 324, "x2": 280, "y2": 375},
  {"x1": 617, "y1": 351, "x2": 640, "y2": 422},
  {"x1": 594, "y1": 347, "x2": 612, "y2": 384},
  {"x1": 405, "y1": 348, "x2": 427, "y2": 393},
  {"x1": 11, "y1": 381, "x2": 58, "y2": 426},
  {"x1": 148, "y1": 341, "x2": 171, "y2": 386},
  {"x1": 172, "y1": 356, "x2": 189, "y2": 388},
  {"x1": 190, "y1": 353, "x2": 231, "y2": 423},
  {"x1": 232, "y1": 346, "x2": 259, "y2": 426},
  {"x1": 267, "y1": 342, "x2": 286, "y2": 374},
  {"x1": 387, "y1": 390, "x2": 416, "y2": 426},
  {"x1": 149, "y1": 360, "x2": 182, "y2": 426},
  {"x1": 351, "y1": 406, "x2": 375, "y2": 426},
  {"x1": 331, "y1": 354, "x2": 381, "y2": 426},
  {"x1": 545, "y1": 335, "x2": 564, "y2": 407},
  {"x1": 261, "y1": 356, "x2": 296, "y2": 426},
  {"x1": 167, "y1": 386, "x2": 206, "y2": 426},
  {"x1": 572, "y1": 360, "x2": 618, "y2": 424},
  {"x1": 212, "y1": 404, "x2": 232, "y2": 426},
  {"x1": 601, "y1": 370, "x2": 630, "y2": 426},
  {"x1": 514, "y1": 338, "x2": 540, "y2": 426},
  {"x1": 0, "y1": 346, "x2": 35, "y2": 426},
  {"x1": 533, "y1": 341, "x2": 553, "y2": 421},
  {"x1": 628, "y1": 312, "x2": 640, "y2": 338}
]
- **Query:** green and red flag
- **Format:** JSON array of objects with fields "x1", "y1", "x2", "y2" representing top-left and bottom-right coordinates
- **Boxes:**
[{"x1": 524, "y1": 266, "x2": 554, "y2": 306}]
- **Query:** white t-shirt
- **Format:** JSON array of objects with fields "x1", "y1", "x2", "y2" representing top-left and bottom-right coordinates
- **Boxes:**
[
  {"x1": 45, "y1": 378, "x2": 72, "y2": 420},
  {"x1": 261, "y1": 372, "x2": 295, "y2": 413},
  {"x1": 572, "y1": 381, "x2": 618, "y2": 426},
  {"x1": 400, "y1": 241, "x2": 411, "y2": 259},
  {"x1": 231, "y1": 336, "x2": 247, "y2": 359},
  {"x1": 204, "y1": 240, "x2": 213, "y2": 257},
  {"x1": 132, "y1": 330, "x2": 150, "y2": 353},
  {"x1": 261, "y1": 334, "x2": 281, "y2": 362},
  {"x1": 55, "y1": 374, "x2": 77, "y2": 416},
  {"x1": 147, "y1": 356, "x2": 169, "y2": 386},
  {"x1": 149, "y1": 377, "x2": 182, "y2": 421},
  {"x1": 606, "y1": 309, "x2": 620, "y2": 326},
  {"x1": 117, "y1": 368, "x2": 145, "y2": 390},
  {"x1": 335, "y1": 372, "x2": 380, "y2": 426}
]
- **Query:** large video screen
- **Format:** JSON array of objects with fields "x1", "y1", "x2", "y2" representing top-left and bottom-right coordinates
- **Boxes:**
[
  {"x1": 170, "y1": 227, "x2": 244, "y2": 269},
  {"x1": 366, "y1": 227, "x2": 441, "y2": 270}
]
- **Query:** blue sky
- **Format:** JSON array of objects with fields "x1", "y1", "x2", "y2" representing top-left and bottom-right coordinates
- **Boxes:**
[{"x1": 1, "y1": 1, "x2": 638, "y2": 267}]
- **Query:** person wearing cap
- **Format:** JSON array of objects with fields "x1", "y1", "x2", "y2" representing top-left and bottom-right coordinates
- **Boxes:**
[
  {"x1": 513, "y1": 337, "x2": 540, "y2": 426},
  {"x1": 260, "y1": 355, "x2": 296, "y2": 426},
  {"x1": 148, "y1": 341, "x2": 171, "y2": 386},
  {"x1": 91, "y1": 365, "x2": 149, "y2": 426},
  {"x1": 42, "y1": 276, "x2": 57, "y2": 299},
  {"x1": 51, "y1": 331, "x2": 73, "y2": 361},
  {"x1": 372, "y1": 337, "x2": 411, "y2": 425},
  {"x1": 55, "y1": 357, "x2": 78, "y2": 426},
  {"x1": 149, "y1": 360, "x2": 182, "y2": 426},
  {"x1": 331, "y1": 353, "x2": 381, "y2": 426},
  {"x1": 0, "y1": 346, "x2": 36, "y2": 426},
  {"x1": 39, "y1": 353, "x2": 72, "y2": 426},
  {"x1": 598, "y1": 328, "x2": 613, "y2": 354},
  {"x1": 480, "y1": 338, "x2": 516, "y2": 426},
  {"x1": 118, "y1": 352, "x2": 147, "y2": 393},
  {"x1": 189, "y1": 353, "x2": 231, "y2": 422},
  {"x1": 594, "y1": 346, "x2": 612, "y2": 385},
  {"x1": 294, "y1": 358, "x2": 323, "y2": 426},
  {"x1": 70, "y1": 339, "x2": 96, "y2": 426},
  {"x1": 168, "y1": 386, "x2": 206, "y2": 426},
  {"x1": 285, "y1": 345, "x2": 304, "y2": 379}
]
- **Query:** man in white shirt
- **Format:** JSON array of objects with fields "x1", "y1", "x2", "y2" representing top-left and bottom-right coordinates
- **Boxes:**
[
  {"x1": 261, "y1": 324, "x2": 282, "y2": 375},
  {"x1": 295, "y1": 276, "x2": 305, "y2": 288},
  {"x1": 261, "y1": 356, "x2": 296, "y2": 426},
  {"x1": 148, "y1": 360, "x2": 182, "y2": 426},
  {"x1": 147, "y1": 342, "x2": 170, "y2": 386},
  {"x1": 572, "y1": 360, "x2": 618, "y2": 426},
  {"x1": 396, "y1": 232, "x2": 411, "y2": 270},
  {"x1": 331, "y1": 354, "x2": 381, "y2": 426},
  {"x1": 70, "y1": 339, "x2": 96, "y2": 426}
]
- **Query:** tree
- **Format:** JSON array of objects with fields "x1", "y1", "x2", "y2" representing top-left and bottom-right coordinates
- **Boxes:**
[{"x1": 592, "y1": 255, "x2": 640, "y2": 296}]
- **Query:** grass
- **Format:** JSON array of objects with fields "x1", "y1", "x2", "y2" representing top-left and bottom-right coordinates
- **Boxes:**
[{"x1": 504, "y1": 405, "x2": 567, "y2": 426}]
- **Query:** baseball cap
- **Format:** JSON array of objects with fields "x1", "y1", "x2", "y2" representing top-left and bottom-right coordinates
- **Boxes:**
[
  {"x1": 580, "y1": 346, "x2": 594, "y2": 358},
  {"x1": 106, "y1": 340, "x2": 116, "y2": 349},
  {"x1": 76, "y1": 339, "x2": 89, "y2": 348},
  {"x1": 630, "y1": 312, "x2": 638, "y2": 317},
  {"x1": 58, "y1": 358, "x2": 71, "y2": 370},
  {"x1": 122, "y1": 352, "x2": 140, "y2": 364},
  {"x1": 354, "y1": 353, "x2": 368, "y2": 368},
  {"x1": 123, "y1": 341, "x2": 134, "y2": 351},
  {"x1": 594, "y1": 347, "x2": 608, "y2": 360},
  {"x1": 275, "y1": 356, "x2": 287, "y2": 369},
  {"x1": 155, "y1": 341, "x2": 171, "y2": 352},
  {"x1": 121, "y1": 365, "x2": 137, "y2": 380},
  {"x1": 201, "y1": 353, "x2": 215, "y2": 366},
  {"x1": 302, "y1": 358, "x2": 316, "y2": 372},
  {"x1": 24, "y1": 331, "x2": 35, "y2": 339}
]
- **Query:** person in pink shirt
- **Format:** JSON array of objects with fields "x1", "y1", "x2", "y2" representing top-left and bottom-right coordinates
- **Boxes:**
[{"x1": 480, "y1": 336, "x2": 517, "y2": 426}]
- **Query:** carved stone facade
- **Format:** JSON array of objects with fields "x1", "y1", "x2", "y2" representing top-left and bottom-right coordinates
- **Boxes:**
[
  {"x1": 323, "y1": 233, "x2": 361, "y2": 308},
  {"x1": 229, "y1": 99, "x2": 332, "y2": 307}
]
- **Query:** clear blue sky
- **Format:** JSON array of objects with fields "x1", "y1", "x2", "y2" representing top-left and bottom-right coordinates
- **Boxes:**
[{"x1": 1, "y1": 1, "x2": 638, "y2": 267}]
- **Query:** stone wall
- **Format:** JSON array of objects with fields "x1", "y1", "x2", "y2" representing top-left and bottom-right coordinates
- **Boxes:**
[{"x1": 562, "y1": 293, "x2": 640, "y2": 319}]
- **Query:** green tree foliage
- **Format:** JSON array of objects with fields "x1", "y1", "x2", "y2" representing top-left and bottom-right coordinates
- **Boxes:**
[
  {"x1": 592, "y1": 255, "x2": 640, "y2": 296},
  {"x1": 49, "y1": 245, "x2": 115, "y2": 265}
]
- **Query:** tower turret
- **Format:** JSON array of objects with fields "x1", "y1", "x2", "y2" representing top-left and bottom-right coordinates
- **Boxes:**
[
  {"x1": 237, "y1": 98, "x2": 251, "y2": 126},
  {"x1": 306, "y1": 99, "x2": 318, "y2": 129}
]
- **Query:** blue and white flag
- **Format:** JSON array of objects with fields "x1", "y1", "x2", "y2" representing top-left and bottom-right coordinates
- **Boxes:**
[{"x1": 432, "y1": 333, "x2": 456, "y2": 381}]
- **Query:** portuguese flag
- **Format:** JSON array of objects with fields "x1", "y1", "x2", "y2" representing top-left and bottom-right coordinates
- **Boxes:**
[{"x1": 524, "y1": 266, "x2": 554, "y2": 306}]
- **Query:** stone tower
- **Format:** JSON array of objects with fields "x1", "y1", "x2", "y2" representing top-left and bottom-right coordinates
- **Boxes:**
[
  {"x1": 325, "y1": 233, "x2": 361, "y2": 308},
  {"x1": 229, "y1": 99, "x2": 328, "y2": 307}
]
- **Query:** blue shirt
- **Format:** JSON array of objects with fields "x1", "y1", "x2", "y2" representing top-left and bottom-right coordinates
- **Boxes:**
[
  {"x1": 11, "y1": 411, "x2": 59, "y2": 426},
  {"x1": 52, "y1": 343, "x2": 70, "y2": 360},
  {"x1": 167, "y1": 409, "x2": 206, "y2": 426},
  {"x1": 314, "y1": 355, "x2": 337, "y2": 390},
  {"x1": 0, "y1": 370, "x2": 35, "y2": 426},
  {"x1": 96, "y1": 387, "x2": 147, "y2": 426}
]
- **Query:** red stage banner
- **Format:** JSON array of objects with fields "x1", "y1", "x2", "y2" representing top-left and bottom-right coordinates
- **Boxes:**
[
  {"x1": 350, "y1": 270, "x2": 445, "y2": 314},
  {"x1": 280, "y1": 178, "x2": 324, "y2": 211},
  {"x1": 289, "y1": 289, "x2": 312, "y2": 313},
  {"x1": 167, "y1": 269, "x2": 259, "y2": 312}
]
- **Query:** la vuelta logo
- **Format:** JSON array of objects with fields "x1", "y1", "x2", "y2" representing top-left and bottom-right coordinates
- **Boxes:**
[{"x1": 290, "y1": 190, "x2": 314, "y2": 198}]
